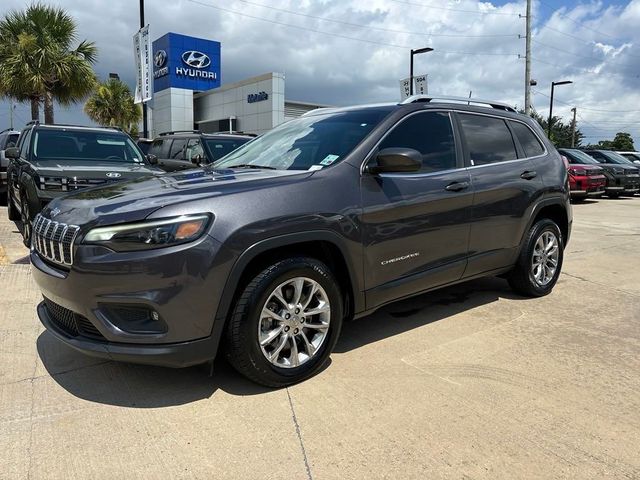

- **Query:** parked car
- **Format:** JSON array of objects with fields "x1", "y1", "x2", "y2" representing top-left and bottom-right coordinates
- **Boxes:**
[
  {"x1": 562, "y1": 157, "x2": 606, "y2": 201},
  {"x1": 5, "y1": 122, "x2": 163, "y2": 246},
  {"x1": 0, "y1": 128, "x2": 20, "y2": 199},
  {"x1": 558, "y1": 148, "x2": 638, "y2": 198},
  {"x1": 581, "y1": 149, "x2": 640, "y2": 196},
  {"x1": 30, "y1": 95, "x2": 571, "y2": 386},
  {"x1": 616, "y1": 151, "x2": 640, "y2": 165},
  {"x1": 147, "y1": 130, "x2": 253, "y2": 172}
]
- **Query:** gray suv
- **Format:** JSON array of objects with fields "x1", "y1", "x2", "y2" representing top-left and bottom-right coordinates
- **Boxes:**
[
  {"x1": 0, "y1": 128, "x2": 20, "y2": 199},
  {"x1": 30, "y1": 96, "x2": 571, "y2": 386}
]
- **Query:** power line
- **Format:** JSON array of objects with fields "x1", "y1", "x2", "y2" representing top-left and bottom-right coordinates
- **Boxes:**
[
  {"x1": 225, "y1": 0, "x2": 521, "y2": 38},
  {"x1": 529, "y1": 56, "x2": 640, "y2": 81},
  {"x1": 187, "y1": 0, "x2": 521, "y2": 56},
  {"x1": 388, "y1": 0, "x2": 520, "y2": 16}
]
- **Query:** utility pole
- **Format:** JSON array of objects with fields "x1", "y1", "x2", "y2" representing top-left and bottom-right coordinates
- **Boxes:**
[
  {"x1": 139, "y1": 0, "x2": 148, "y2": 139},
  {"x1": 9, "y1": 99, "x2": 14, "y2": 130},
  {"x1": 570, "y1": 107, "x2": 577, "y2": 148},
  {"x1": 524, "y1": 0, "x2": 532, "y2": 115}
]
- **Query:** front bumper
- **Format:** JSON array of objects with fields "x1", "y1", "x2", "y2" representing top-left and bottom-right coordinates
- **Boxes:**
[{"x1": 31, "y1": 234, "x2": 234, "y2": 367}]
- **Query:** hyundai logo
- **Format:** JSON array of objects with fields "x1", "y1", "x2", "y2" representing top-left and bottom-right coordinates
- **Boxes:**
[
  {"x1": 181, "y1": 50, "x2": 211, "y2": 69},
  {"x1": 154, "y1": 49, "x2": 167, "y2": 68},
  {"x1": 106, "y1": 172, "x2": 121, "y2": 178}
]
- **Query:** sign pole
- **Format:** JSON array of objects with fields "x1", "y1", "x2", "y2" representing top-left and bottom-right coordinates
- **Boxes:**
[{"x1": 140, "y1": 0, "x2": 148, "y2": 139}]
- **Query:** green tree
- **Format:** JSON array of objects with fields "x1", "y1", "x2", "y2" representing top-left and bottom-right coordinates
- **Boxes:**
[
  {"x1": 585, "y1": 132, "x2": 635, "y2": 151},
  {"x1": 0, "y1": 3, "x2": 97, "y2": 123},
  {"x1": 523, "y1": 109, "x2": 584, "y2": 148},
  {"x1": 84, "y1": 78, "x2": 141, "y2": 135}
]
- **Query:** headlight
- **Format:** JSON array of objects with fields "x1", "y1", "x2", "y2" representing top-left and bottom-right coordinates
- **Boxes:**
[
  {"x1": 568, "y1": 168, "x2": 585, "y2": 176},
  {"x1": 83, "y1": 214, "x2": 211, "y2": 251}
]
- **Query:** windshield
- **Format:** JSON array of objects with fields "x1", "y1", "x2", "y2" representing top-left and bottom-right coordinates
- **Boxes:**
[
  {"x1": 213, "y1": 108, "x2": 394, "y2": 171},
  {"x1": 204, "y1": 137, "x2": 251, "y2": 162},
  {"x1": 561, "y1": 149, "x2": 600, "y2": 165},
  {"x1": 33, "y1": 129, "x2": 145, "y2": 163},
  {"x1": 600, "y1": 150, "x2": 637, "y2": 165}
]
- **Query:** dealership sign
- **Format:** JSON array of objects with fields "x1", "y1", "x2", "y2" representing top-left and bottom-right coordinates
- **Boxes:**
[
  {"x1": 247, "y1": 91, "x2": 269, "y2": 103},
  {"x1": 152, "y1": 33, "x2": 221, "y2": 93}
]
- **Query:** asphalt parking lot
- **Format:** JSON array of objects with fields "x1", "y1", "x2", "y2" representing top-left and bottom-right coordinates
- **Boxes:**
[{"x1": 1, "y1": 198, "x2": 639, "y2": 480}]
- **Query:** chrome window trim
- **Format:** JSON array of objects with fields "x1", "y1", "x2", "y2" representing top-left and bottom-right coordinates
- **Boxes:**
[{"x1": 359, "y1": 109, "x2": 463, "y2": 175}]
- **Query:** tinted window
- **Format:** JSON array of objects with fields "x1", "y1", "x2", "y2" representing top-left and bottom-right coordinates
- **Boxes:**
[
  {"x1": 21, "y1": 130, "x2": 33, "y2": 159},
  {"x1": 7, "y1": 133, "x2": 19, "y2": 147},
  {"x1": 585, "y1": 151, "x2": 606, "y2": 162},
  {"x1": 378, "y1": 112, "x2": 456, "y2": 172},
  {"x1": 32, "y1": 130, "x2": 144, "y2": 163},
  {"x1": 149, "y1": 138, "x2": 170, "y2": 158},
  {"x1": 459, "y1": 114, "x2": 517, "y2": 165},
  {"x1": 186, "y1": 138, "x2": 204, "y2": 162},
  {"x1": 510, "y1": 121, "x2": 544, "y2": 157},
  {"x1": 204, "y1": 138, "x2": 251, "y2": 162},
  {"x1": 169, "y1": 138, "x2": 187, "y2": 160}
]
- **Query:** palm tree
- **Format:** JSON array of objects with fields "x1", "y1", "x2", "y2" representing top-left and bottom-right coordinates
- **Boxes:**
[
  {"x1": 84, "y1": 78, "x2": 142, "y2": 135},
  {"x1": 0, "y1": 3, "x2": 97, "y2": 123}
]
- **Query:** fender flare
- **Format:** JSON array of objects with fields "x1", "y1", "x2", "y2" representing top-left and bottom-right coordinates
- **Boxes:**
[
  {"x1": 519, "y1": 195, "x2": 570, "y2": 251},
  {"x1": 18, "y1": 171, "x2": 41, "y2": 219}
]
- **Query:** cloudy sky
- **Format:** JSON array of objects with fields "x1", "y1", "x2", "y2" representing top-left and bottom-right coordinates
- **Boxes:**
[{"x1": 1, "y1": 0, "x2": 639, "y2": 145}]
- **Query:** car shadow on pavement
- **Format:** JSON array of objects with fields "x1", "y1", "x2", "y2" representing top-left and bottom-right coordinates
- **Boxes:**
[
  {"x1": 36, "y1": 332, "x2": 274, "y2": 408},
  {"x1": 335, "y1": 276, "x2": 520, "y2": 353}
]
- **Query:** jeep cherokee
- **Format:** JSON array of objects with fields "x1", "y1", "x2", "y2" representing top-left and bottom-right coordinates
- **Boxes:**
[{"x1": 30, "y1": 96, "x2": 571, "y2": 387}]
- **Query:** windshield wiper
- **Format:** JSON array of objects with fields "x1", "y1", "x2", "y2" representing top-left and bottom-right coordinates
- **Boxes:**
[{"x1": 222, "y1": 164, "x2": 278, "y2": 170}]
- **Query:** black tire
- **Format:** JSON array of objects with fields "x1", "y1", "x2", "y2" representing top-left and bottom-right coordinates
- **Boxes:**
[
  {"x1": 7, "y1": 183, "x2": 20, "y2": 221},
  {"x1": 225, "y1": 256, "x2": 343, "y2": 387},
  {"x1": 20, "y1": 191, "x2": 33, "y2": 247},
  {"x1": 607, "y1": 192, "x2": 620, "y2": 199},
  {"x1": 508, "y1": 218, "x2": 564, "y2": 297}
]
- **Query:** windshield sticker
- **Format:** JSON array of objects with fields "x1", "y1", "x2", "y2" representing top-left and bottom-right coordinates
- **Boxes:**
[
  {"x1": 308, "y1": 165, "x2": 323, "y2": 171},
  {"x1": 320, "y1": 154, "x2": 339, "y2": 166}
]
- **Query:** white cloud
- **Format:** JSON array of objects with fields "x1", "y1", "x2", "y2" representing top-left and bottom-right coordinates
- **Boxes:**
[{"x1": 1, "y1": 0, "x2": 639, "y2": 145}]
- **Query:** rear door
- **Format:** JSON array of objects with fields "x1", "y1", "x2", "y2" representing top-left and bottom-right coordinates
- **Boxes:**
[
  {"x1": 361, "y1": 110, "x2": 473, "y2": 308},
  {"x1": 457, "y1": 112, "x2": 544, "y2": 277},
  {"x1": 149, "y1": 138, "x2": 172, "y2": 171}
]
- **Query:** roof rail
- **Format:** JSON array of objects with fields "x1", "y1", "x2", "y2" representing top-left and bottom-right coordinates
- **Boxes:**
[
  {"x1": 0, "y1": 127, "x2": 20, "y2": 133},
  {"x1": 208, "y1": 131, "x2": 258, "y2": 137},
  {"x1": 159, "y1": 130, "x2": 200, "y2": 136},
  {"x1": 401, "y1": 95, "x2": 517, "y2": 113},
  {"x1": 26, "y1": 120, "x2": 40, "y2": 126}
]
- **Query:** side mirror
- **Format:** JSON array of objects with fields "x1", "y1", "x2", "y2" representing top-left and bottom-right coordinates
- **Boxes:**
[
  {"x1": 4, "y1": 147, "x2": 19, "y2": 159},
  {"x1": 146, "y1": 154, "x2": 158, "y2": 165},
  {"x1": 191, "y1": 154, "x2": 203, "y2": 165},
  {"x1": 366, "y1": 148, "x2": 422, "y2": 174}
]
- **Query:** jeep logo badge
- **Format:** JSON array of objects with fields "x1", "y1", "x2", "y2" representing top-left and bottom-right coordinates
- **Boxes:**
[
  {"x1": 106, "y1": 172, "x2": 121, "y2": 178},
  {"x1": 181, "y1": 50, "x2": 211, "y2": 69}
]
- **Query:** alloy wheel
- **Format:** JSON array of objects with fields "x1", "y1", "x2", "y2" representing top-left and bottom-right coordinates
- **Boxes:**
[
  {"x1": 258, "y1": 277, "x2": 331, "y2": 368},
  {"x1": 531, "y1": 231, "x2": 559, "y2": 286}
]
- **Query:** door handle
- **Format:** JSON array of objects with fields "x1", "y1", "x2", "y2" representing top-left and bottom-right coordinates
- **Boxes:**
[
  {"x1": 520, "y1": 170, "x2": 537, "y2": 180},
  {"x1": 445, "y1": 181, "x2": 470, "y2": 192}
]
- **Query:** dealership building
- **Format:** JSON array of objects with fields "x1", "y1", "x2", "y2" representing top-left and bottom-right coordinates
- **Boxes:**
[{"x1": 149, "y1": 32, "x2": 327, "y2": 137}]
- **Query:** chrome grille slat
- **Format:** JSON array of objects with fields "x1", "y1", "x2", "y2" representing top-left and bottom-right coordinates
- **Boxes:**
[{"x1": 33, "y1": 214, "x2": 80, "y2": 267}]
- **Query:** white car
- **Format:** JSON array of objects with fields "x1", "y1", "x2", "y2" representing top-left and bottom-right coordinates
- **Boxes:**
[{"x1": 617, "y1": 151, "x2": 640, "y2": 165}]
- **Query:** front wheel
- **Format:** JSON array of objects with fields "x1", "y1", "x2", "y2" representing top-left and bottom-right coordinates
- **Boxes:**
[
  {"x1": 607, "y1": 191, "x2": 620, "y2": 199},
  {"x1": 225, "y1": 257, "x2": 343, "y2": 387},
  {"x1": 20, "y1": 192, "x2": 33, "y2": 247},
  {"x1": 7, "y1": 181, "x2": 20, "y2": 221},
  {"x1": 508, "y1": 219, "x2": 564, "y2": 297}
]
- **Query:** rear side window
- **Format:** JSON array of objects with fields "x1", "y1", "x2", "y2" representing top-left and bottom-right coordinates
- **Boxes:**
[
  {"x1": 169, "y1": 138, "x2": 187, "y2": 160},
  {"x1": 149, "y1": 138, "x2": 170, "y2": 158},
  {"x1": 459, "y1": 114, "x2": 517, "y2": 165},
  {"x1": 510, "y1": 121, "x2": 544, "y2": 158},
  {"x1": 378, "y1": 111, "x2": 457, "y2": 172}
]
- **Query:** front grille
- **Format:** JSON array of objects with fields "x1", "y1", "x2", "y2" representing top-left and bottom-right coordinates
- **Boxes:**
[
  {"x1": 38, "y1": 176, "x2": 112, "y2": 192},
  {"x1": 33, "y1": 214, "x2": 80, "y2": 266},
  {"x1": 43, "y1": 297, "x2": 105, "y2": 340}
]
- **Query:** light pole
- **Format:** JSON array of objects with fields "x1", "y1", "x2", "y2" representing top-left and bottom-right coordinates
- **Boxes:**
[
  {"x1": 547, "y1": 80, "x2": 572, "y2": 138},
  {"x1": 410, "y1": 47, "x2": 433, "y2": 95}
]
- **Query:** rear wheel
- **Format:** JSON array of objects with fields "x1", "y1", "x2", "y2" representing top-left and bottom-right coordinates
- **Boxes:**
[
  {"x1": 225, "y1": 257, "x2": 343, "y2": 387},
  {"x1": 508, "y1": 219, "x2": 563, "y2": 297}
]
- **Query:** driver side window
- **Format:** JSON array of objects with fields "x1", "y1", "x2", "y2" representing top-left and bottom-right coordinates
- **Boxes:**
[{"x1": 377, "y1": 112, "x2": 457, "y2": 173}]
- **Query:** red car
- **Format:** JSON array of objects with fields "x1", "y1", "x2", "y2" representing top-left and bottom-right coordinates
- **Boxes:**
[{"x1": 567, "y1": 163, "x2": 606, "y2": 201}]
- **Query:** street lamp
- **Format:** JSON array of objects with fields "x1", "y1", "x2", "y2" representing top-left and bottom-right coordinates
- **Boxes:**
[
  {"x1": 410, "y1": 47, "x2": 434, "y2": 95},
  {"x1": 547, "y1": 80, "x2": 573, "y2": 138}
]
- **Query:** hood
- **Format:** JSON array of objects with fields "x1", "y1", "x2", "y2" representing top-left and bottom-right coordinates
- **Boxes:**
[
  {"x1": 41, "y1": 167, "x2": 312, "y2": 227},
  {"x1": 33, "y1": 159, "x2": 159, "y2": 177}
]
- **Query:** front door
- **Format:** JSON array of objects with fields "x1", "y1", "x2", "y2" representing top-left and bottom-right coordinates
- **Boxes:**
[{"x1": 360, "y1": 111, "x2": 473, "y2": 309}]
